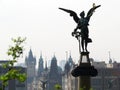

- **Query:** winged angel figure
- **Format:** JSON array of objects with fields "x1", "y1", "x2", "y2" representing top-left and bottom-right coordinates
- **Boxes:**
[{"x1": 59, "y1": 4, "x2": 101, "y2": 52}]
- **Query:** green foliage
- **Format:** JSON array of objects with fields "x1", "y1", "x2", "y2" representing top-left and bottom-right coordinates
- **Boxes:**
[
  {"x1": 7, "y1": 37, "x2": 26, "y2": 60},
  {"x1": 79, "y1": 87, "x2": 94, "y2": 90},
  {"x1": 54, "y1": 84, "x2": 62, "y2": 90},
  {"x1": 80, "y1": 88, "x2": 84, "y2": 90},
  {"x1": 0, "y1": 37, "x2": 26, "y2": 90},
  {"x1": 90, "y1": 88, "x2": 94, "y2": 90}
]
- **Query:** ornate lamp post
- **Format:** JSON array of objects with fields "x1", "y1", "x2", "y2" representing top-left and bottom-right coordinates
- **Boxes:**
[{"x1": 59, "y1": 3, "x2": 101, "y2": 90}]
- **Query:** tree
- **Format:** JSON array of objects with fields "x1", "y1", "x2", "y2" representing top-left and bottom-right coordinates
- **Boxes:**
[{"x1": 0, "y1": 37, "x2": 26, "y2": 90}]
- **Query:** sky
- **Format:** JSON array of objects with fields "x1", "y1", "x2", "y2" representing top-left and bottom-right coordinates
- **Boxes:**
[{"x1": 0, "y1": 0, "x2": 120, "y2": 64}]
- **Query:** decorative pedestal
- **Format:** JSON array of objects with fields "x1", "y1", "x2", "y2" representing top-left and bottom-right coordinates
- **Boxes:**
[{"x1": 71, "y1": 52, "x2": 98, "y2": 90}]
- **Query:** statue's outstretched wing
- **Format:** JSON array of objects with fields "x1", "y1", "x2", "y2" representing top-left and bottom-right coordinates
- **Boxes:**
[
  {"x1": 86, "y1": 5, "x2": 101, "y2": 21},
  {"x1": 59, "y1": 7, "x2": 79, "y2": 23}
]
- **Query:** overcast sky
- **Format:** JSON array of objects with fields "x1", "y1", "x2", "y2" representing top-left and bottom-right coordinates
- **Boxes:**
[{"x1": 0, "y1": 0, "x2": 120, "y2": 64}]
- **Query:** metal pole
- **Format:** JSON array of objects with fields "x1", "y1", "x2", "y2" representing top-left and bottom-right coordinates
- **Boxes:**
[{"x1": 78, "y1": 37, "x2": 81, "y2": 55}]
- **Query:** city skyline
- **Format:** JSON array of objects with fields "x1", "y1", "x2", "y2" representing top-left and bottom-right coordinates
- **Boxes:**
[{"x1": 0, "y1": 0, "x2": 120, "y2": 63}]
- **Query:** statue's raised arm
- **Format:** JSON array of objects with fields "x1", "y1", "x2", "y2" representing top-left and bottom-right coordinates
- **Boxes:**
[
  {"x1": 59, "y1": 7, "x2": 80, "y2": 23},
  {"x1": 86, "y1": 4, "x2": 101, "y2": 21}
]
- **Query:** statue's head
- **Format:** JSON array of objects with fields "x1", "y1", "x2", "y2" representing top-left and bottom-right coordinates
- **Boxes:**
[{"x1": 80, "y1": 11, "x2": 85, "y2": 18}]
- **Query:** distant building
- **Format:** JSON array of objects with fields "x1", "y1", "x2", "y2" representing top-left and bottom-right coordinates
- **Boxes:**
[
  {"x1": 59, "y1": 60, "x2": 66, "y2": 71},
  {"x1": 33, "y1": 54, "x2": 62, "y2": 90},
  {"x1": 0, "y1": 60, "x2": 27, "y2": 90},
  {"x1": 29, "y1": 78, "x2": 43, "y2": 90},
  {"x1": 37, "y1": 54, "x2": 44, "y2": 77},
  {"x1": 113, "y1": 61, "x2": 120, "y2": 68},
  {"x1": 91, "y1": 59, "x2": 106, "y2": 68},
  {"x1": 36, "y1": 54, "x2": 48, "y2": 90},
  {"x1": 47, "y1": 55, "x2": 62, "y2": 90},
  {"x1": 62, "y1": 54, "x2": 76, "y2": 90},
  {"x1": 25, "y1": 49, "x2": 36, "y2": 84},
  {"x1": 91, "y1": 59, "x2": 120, "y2": 90},
  {"x1": 91, "y1": 67, "x2": 120, "y2": 90}
]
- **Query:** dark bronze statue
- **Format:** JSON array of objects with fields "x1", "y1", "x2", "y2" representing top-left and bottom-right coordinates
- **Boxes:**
[{"x1": 59, "y1": 4, "x2": 101, "y2": 52}]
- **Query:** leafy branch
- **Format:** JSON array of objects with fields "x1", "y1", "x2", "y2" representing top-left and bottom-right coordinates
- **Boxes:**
[{"x1": 0, "y1": 37, "x2": 26, "y2": 90}]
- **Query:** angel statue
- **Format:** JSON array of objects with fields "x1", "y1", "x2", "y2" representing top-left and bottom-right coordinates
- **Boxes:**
[{"x1": 59, "y1": 4, "x2": 101, "y2": 52}]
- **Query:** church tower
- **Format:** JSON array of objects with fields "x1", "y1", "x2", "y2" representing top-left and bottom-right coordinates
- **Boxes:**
[
  {"x1": 68, "y1": 53, "x2": 74, "y2": 67},
  {"x1": 38, "y1": 54, "x2": 44, "y2": 77},
  {"x1": 47, "y1": 55, "x2": 62, "y2": 90},
  {"x1": 64, "y1": 53, "x2": 74, "y2": 74},
  {"x1": 25, "y1": 49, "x2": 36, "y2": 83}
]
